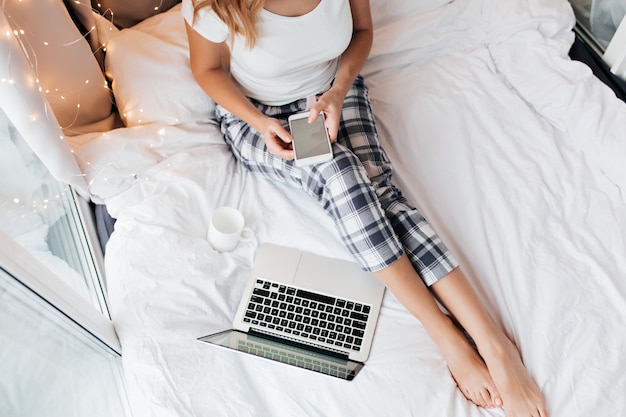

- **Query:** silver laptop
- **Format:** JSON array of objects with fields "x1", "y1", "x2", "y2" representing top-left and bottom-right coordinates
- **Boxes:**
[{"x1": 198, "y1": 242, "x2": 386, "y2": 380}]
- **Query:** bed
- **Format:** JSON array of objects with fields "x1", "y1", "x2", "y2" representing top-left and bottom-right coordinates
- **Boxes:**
[{"x1": 56, "y1": 0, "x2": 626, "y2": 416}]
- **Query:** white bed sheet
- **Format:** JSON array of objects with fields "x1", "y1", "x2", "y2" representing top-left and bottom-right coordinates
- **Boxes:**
[{"x1": 70, "y1": 0, "x2": 626, "y2": 416}]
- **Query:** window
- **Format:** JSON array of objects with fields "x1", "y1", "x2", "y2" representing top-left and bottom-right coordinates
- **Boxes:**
[
  {"x1": 570, "y1": 0, "x2": 625, "y2": 48},
  {"x1": 0, "y1": 108, "x2": 108, "y2": 316},
  {"x1": 1, "y1": 97, "x2": 131, "y2": 417},
  {"x1": 0, "y1": 267, "x2": 131, "y2": 417},
  {"x1": 569, "y1": 0, "x2": 626, "y2": 79}
]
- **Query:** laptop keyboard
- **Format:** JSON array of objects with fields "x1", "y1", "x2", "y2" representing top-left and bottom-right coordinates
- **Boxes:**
[{"x1": 243, "y1": 278, "x2": 371, "y2": 352}]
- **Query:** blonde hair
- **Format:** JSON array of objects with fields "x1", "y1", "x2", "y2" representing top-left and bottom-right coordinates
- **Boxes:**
[{"x1": 193, "y1": 0, "x2": 264, "y2": 48}]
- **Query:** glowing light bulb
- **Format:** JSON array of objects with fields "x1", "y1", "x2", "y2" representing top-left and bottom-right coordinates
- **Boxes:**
[{"x1": 12, "y1": 198, "x2": 20, "y2": 204}]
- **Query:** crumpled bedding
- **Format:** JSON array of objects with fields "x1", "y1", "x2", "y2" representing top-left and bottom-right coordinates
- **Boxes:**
[{"x1": 70, "y1": 0, "x2": 626, "y2": 416}]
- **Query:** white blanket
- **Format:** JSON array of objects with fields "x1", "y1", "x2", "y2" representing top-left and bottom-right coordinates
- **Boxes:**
[{"x1": 70, "y1": 0, "x2": 626, "y2": 416}]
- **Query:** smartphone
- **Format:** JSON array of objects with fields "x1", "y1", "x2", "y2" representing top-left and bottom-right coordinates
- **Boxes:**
[{"x1": 288, "y1": 111, "x2": 333, "y2": 167}]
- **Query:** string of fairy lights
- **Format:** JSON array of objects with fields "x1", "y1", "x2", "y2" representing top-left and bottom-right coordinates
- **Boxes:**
[
  {"x1": 4, "y1": 0, "x2": 168, "y2": 130},
  {"x1": 0, "y1": 1, "x2": 168, "y2": 222}
]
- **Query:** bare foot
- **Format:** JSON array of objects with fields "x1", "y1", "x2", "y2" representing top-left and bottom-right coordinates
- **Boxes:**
[
  {"x1": 480, "y1": 337, "x2": 548, "y2": 417},
  {"x1": 439, "y1": 328, "x2": 502, "y2": 409}
]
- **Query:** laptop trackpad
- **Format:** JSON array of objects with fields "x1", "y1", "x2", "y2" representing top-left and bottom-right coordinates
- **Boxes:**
[{"x1": 293, "y1": 253, "x2": 383, "y2": 301}]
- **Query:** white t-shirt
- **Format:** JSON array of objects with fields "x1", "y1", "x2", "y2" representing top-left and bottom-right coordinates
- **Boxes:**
[{"x1": 182, "y1": 0, "x2": 353, "y2": 105}]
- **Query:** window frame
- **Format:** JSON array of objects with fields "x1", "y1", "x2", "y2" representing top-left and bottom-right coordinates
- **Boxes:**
[
  {"x1": 603, "y1": 14, "x2": 626, "y2": 78},
  {"x1": 68, "y1": 186, "x2": 111, "y2": 317},
  {"x1": 0, "y1": 228, "x2": 121, "y2": 355}
]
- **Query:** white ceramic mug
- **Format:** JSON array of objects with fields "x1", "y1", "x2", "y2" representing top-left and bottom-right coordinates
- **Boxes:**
[{"x1": 207, "y1": 206, "x2": 253, "y2": 252}]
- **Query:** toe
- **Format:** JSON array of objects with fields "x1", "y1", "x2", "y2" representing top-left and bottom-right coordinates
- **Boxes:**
[
  {"x1": 473, "y1": 391, "x2": 488, "y2": 408},
  {"x1": 479, "y1": 388, "x2": 492, "y2": 408},
  {"x1": 489, "y1": 386, "x2": 503, "y2": 408},
  {"x1": 463, "y1": 387, "x2": 485, "y2": 408}
]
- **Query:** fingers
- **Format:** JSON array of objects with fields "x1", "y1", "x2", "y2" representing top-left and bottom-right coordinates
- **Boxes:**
[
  {"x1": 266, "y1": 136, "x2": 294, "y2": 160},
  {"x1": 307, "y1": 109, "x2": 320, "y2": 123},
  {"x1": 261, "y1": 117, "x2": 294, "y2": 160},
  {"x1": 308, "y1": 100, "x2": 340, "y2": 142},
  {"x1": 324, "y1": 113, "x2": 340, "y2": 142}
]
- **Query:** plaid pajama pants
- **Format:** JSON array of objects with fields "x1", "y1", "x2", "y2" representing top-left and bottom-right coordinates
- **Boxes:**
[{"x1": 215, "y1": 76, "x2": 457, "y2": 285}]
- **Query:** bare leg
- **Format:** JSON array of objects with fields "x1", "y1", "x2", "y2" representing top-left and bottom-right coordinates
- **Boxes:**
[
  {"x1": 374, "y1": 255, "x2": 500, "y2": 409},
  {"x1": 430, "y1": 268, "x2": 548, "y2": 417}
]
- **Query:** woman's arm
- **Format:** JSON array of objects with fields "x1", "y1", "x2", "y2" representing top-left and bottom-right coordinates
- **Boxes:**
[
  {"x1": 309, "y1": 0, "x2": 373, "y2": 141},
  {"x1": 185, "y1": 22, "x2": 294, "y2": 159}
]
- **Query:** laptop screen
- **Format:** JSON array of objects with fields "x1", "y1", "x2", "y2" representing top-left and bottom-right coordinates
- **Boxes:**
[{"x1": 198, "y1": 329, "x2": 365, "y2": 381}]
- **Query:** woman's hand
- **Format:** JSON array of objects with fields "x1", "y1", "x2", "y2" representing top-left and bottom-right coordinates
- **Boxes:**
[
  {"x1": 308, "y1": 87, "x2": 345, "y2": 142},
  {"x1": 256, "y1": 116, "x2": 294, "y2": 160}
]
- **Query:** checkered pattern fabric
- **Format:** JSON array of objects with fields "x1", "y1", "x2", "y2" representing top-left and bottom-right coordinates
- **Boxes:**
[{"x1": 215, "y1": 76, "x2": 457, "y2": 285}]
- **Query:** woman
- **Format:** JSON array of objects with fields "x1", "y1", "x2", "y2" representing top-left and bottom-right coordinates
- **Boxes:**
[{"x1": 183, "y1": 1, "x2": 548, "y2": 416}]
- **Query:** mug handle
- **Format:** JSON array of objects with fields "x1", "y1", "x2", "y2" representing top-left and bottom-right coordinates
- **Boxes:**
[{"x1": 240, "y1": 227, "x2": 254, "y2": 242}]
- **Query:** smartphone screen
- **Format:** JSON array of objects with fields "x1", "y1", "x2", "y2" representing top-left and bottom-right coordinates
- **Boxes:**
[{"x1": 291, "y1": 115, "x2": 331, "y2": 159}]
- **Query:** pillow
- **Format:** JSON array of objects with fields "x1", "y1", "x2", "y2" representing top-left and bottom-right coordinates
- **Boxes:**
[{"x1": 104, "y1": 4, "x2": 216, "y2": 127}]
